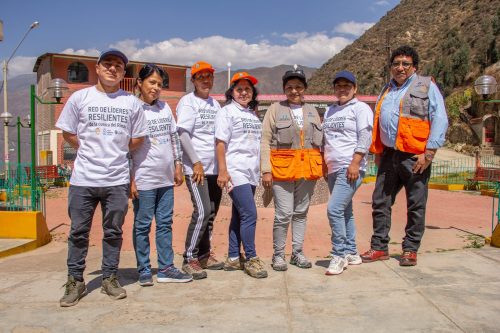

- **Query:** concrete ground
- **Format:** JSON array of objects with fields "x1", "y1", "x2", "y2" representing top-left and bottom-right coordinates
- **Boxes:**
[
  {"x1": 0, "y1": 242, "x2": 499, "y2": 332},
  {"x1": 1, "y1": 148, "x2": 499, "y2": 332}
]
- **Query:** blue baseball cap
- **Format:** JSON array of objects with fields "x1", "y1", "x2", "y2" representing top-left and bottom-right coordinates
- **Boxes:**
[
  {"x1": 97, "y1": 48, "x2": 128, "y2": 65},
  {"x1": 333, "y1": 70, "x2": 356, "y2": 85}
]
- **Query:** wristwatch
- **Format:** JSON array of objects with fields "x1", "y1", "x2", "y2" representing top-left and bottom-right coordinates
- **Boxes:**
[
  {"x1": 424, "y1": 152, "x2": 434, "y2": 161},
  {"x1": 175, "y1": 160, "x2": 183, "y2": 166}
]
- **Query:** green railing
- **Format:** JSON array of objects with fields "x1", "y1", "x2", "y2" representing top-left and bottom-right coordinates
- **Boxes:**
[
  {"x1": 365, "y1": 154, "x2": 500, "y2": 190},
  {"x1": 0, "y1": 162, "x2": 46, "y2": 215}
]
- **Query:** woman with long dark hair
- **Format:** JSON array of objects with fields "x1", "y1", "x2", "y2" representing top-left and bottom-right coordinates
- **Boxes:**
[
  {"x1": 131, "y1": 64, "x2": 192, "y2": 286},
  {"x1": 215, "y1": 72, "x2": 268, "y2": 279}
]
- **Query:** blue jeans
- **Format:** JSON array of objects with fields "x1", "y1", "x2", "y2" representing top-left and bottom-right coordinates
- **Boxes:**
[
  {"x1": 327, "y1": 168, "x2": 364, "y2": 257},
  {"x1": 133, "y1": 186, "x2": 174, "y2": 273},
  {"x1": 228, "y1": 184, "x2": 257, "y2": 259}
]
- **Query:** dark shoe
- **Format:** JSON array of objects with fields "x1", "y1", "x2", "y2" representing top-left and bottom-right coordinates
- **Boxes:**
[
  {"x1": 223, "y1": 254, "x2": 246, "y2": 271},
  {"x1": 182, "y1": 259, "x2": 207, "y2": 280},
  {"x1": 60, "y1": 275, "x2": 87, "y2": 307},
  {"x1": 199, "y1": 251, "x2": 225, "y2": 270},
  {"x1": 399, "y1": 251, "x2": 417, "y2": 266},
  {"x1": 157, "y1": 266, "x2": 193, "y2": 283},
  {"x1": 101, "y1": 274, "x2": 127, "y2": 300},
  {"x1": 138, "y1": 269, "x2": 154, "y2": 287},
  {"x1": 360, "y1": 249, "x2": 389, "y2": 263}
]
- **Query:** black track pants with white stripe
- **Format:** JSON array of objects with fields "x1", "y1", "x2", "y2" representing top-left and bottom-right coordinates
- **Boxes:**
[{"x1": 183, "y1": 175, "x2": 222, "y2": 261}]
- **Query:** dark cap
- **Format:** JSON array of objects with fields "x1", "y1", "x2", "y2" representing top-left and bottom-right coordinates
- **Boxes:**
[
  {"x1": 98, "y1": 48, "x2": 128, "y2": 65},
  {"x1": 282, "y1": 66, "x2": 307, "y2": 85},
  {"x1": 333, "y1": 70, "x2": 356, "y2": 85}
]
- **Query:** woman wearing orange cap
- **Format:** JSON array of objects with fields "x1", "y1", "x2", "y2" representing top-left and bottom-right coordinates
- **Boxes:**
[
  {"x1": 260, "y1": 66, "x2": 323, "y2": 271},
  {"x1": 176, "y1": 61, "x2": 224, "y2": 280},
  {"x1": 215, "y1": 72, "x2": 268, "y2": 279}
]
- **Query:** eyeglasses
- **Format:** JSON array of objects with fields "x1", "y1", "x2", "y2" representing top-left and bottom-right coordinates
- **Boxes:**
[
  {"x1": 193, "y1": 73, "x2": 213, "y2": 81},
  {"x1": 391, "y1": 61, "x2": 413, "y2": 69}
]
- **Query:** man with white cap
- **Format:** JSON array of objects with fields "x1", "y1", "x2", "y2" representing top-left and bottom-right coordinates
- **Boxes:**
[{"x1": 56, "y1": 48, "x2": 148, "y2": 306}]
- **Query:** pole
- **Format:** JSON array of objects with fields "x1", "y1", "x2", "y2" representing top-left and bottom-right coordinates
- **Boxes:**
[
  {"x1": 3, "y1": 60, "x2": 9, "y2": 174},
  {"x1": 17, "y1": 116, "x2": 21, "y2": 166},
  {"x1": 30, "y1": 84, "x2": 36, "y2": 211}
]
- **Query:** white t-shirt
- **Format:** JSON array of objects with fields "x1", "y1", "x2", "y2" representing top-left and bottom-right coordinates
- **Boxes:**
[
  {"x1": 215, "y1": 101, "x2": 262, "y2": 187},
  {"x1": 322, "y1": 98, "x2": 373, "y2": 174},
  {"x1": 176, "y1": 92, "x2": 221, "y2": 175},
  {"x1": 290, "y1": 104, "x2": 304, "y2": 129},
  {"x1": 56, "y1": 86, "x2": 148, "y2": 186},
  {"x1": 131, "y1": 101, "x2": 177, "y2": 190}
]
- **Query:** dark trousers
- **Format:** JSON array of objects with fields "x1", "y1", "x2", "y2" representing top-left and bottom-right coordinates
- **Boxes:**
[
  {"x1": 183, "y1": 175, "x2": 222, "y2": 261},
  {"x1": 67, "y1": 184, "x2": 129, "y2": 280},
  {"x1": 371, "y1": 148, "x2": 431, "y2": 252}
]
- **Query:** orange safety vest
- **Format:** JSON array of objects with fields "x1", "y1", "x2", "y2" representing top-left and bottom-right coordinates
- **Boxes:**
[
  {"x1": 268, "y1": 102, "x2": 323, "y2": 181},
  {"x1": 370, "y1": 75, "x2": 431, "y2": 155}
]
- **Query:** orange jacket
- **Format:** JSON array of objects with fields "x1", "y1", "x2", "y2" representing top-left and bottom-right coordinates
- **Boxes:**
[{"x1": 370, "y1": 75, "x2": 432, "y2": 155}]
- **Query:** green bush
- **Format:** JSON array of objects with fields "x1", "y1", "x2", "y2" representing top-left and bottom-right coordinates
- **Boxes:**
[{"x1": 445, "y1": 88, "x2": 472, "y2": 120}]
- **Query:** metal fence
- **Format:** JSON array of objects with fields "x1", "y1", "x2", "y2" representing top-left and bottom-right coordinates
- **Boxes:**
[
  {"x1": 365, "y1": 154, "x2": 500, "y2": 189},
  {"x1": 0, "y1": 163, "x2": 46, "y2": 215}
]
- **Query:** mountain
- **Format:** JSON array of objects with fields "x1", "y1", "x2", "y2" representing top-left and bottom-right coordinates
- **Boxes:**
[
  {"x1": 308, "y1": 0, "x2": 500, "y2": 96},
  {"x1": 0, "y1": 74, "x2": 36, "y2": 164},
  {"x1": 187, "y1": 65, "x2": 317, "y2": 94}
]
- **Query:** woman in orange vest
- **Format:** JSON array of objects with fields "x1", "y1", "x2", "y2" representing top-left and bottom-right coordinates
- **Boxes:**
[{"x1": 260, "y1": 66, "x2": 323, "y2": 271}]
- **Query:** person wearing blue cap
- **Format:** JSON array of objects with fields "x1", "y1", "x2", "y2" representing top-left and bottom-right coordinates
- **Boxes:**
[
  {"x1": 56, "y1": 48, "x2": 148, "y2": 306},
  {"x1": 323, "y1": 70, "x2": 373, "y2": 275}
]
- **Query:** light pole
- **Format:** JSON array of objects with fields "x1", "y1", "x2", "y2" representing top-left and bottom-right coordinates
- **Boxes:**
[
  {"x1": 29, "y1": 79, "x2": 67, "y2": 211},
  {"x1": 227, "y1": 62, "x2": 232, "y2": 89},
  {"x1": 1, "y1": 21, "x2": 39, "y2": 174}
]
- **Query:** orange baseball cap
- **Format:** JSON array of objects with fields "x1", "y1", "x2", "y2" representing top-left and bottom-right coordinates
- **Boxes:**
[
  {"x1": 230, "y1": 72, "x2": 258, "y2": 85},
  {"x1": 191, "y1": 61, "x2": 215, "y2": 77}
]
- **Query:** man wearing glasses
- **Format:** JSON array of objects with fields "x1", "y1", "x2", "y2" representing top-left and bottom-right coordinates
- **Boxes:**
[
  {"x1": 361, "y1": 45, "x2": 448, "y2": 267},
  {"x1": 57, "y1": 49, "x2": 147, "y2": 306}
]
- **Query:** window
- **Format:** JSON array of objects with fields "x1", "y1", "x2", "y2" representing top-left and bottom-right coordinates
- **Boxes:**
[{"x1": 67, "y1": 62, "x2": 89, "y2": 83}]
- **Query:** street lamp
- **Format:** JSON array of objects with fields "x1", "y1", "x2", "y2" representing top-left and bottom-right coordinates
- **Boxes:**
[
  {"x1": 474, "y1": 75, "x2": 498, "y2": 102},
  {"x1": 1, "y1": 21, "x2": 40, "y2": 174},
  {"x1": 29, "y1": 78, "x2": 67, "y2": 211},
  {"x1": 227, "y1": 62, "x2": 232, "y2": 89}
]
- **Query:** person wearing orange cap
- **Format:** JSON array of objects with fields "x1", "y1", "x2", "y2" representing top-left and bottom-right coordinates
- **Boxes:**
[
  {"x1": 260, "y1": 66, "x2": 323, "y2": 272},
  {"x1": 215, "y1": 72, "x2": 268, "y2": 279},
  {"x1": 176, "y1": 61, "x2": 224, "y2": 280}
]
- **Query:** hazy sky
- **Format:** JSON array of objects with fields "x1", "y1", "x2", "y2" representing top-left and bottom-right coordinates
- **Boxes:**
[{"x1": 1, "y1": 0, "x2": 399, "y2": 78}]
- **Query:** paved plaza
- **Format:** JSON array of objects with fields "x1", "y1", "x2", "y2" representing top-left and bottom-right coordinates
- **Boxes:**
[{"x1": 1, "y1": 178, "x2": 499, "y2": 332}]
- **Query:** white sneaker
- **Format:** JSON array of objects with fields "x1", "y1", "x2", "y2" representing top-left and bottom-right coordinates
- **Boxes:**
[
  {"x1": 325, "y1": 256, "x2": 348, "y2": 275},
  {"x1": 345, "y1": 253, "x2": 362, "y2": 265}
]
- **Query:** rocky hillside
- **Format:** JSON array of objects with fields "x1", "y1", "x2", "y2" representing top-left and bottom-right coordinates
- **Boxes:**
[
  {"x1": 308, "y1": 0, "x2": 500, "y2": 96},
  {"x1": 187, "y1": 65, "x2": 316, "y2": 94}
]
